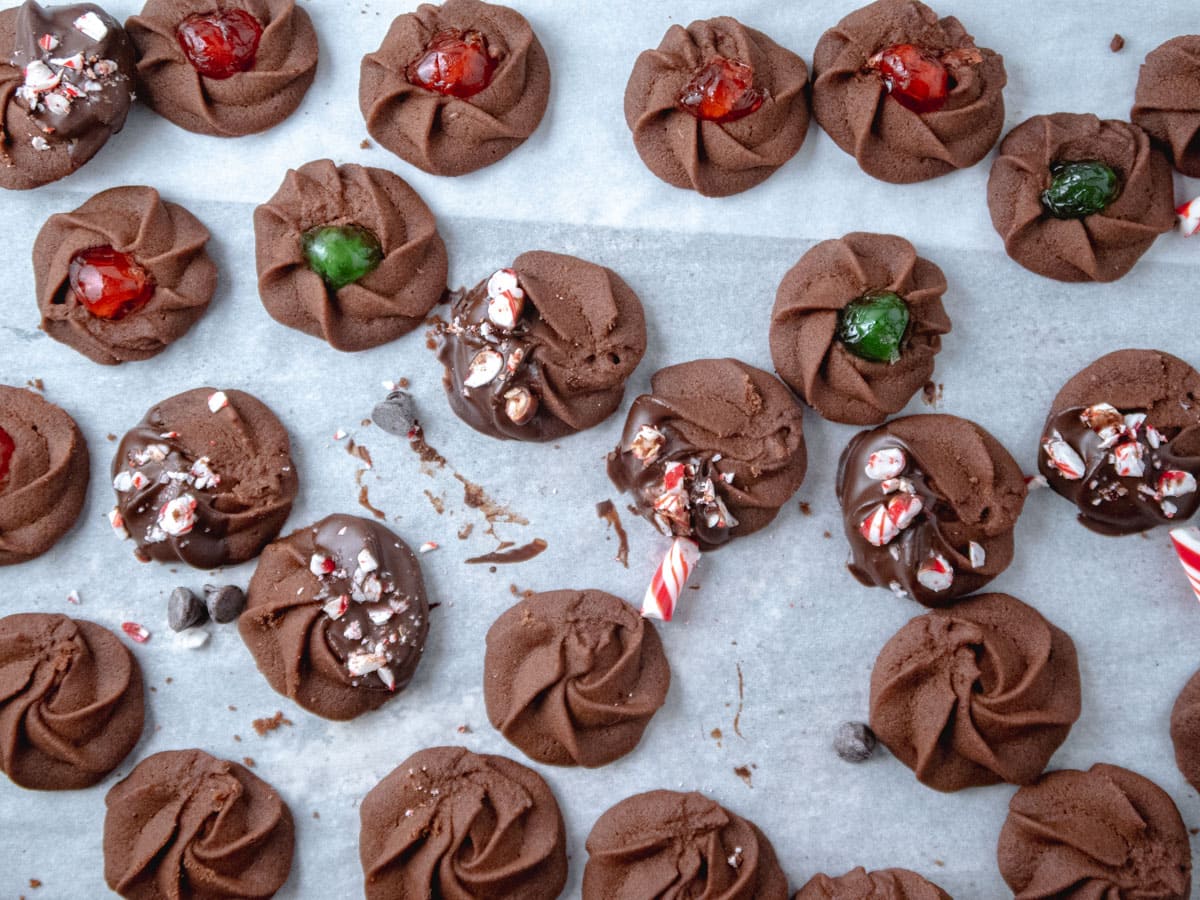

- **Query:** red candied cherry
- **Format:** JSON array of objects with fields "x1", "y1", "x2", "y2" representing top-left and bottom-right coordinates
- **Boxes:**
[
  {"x1": 68, "y1": 247, "x2": 155, "y2": 321},
  {"x1": 677, "y1": 56, "x2": 765, "y2": 123},
  {"x1": 0, "y1": 427, "x2": 13, "y2": 491},
  {"x1": 406, "y1": 30, "x2": 498, "y2": 99},
  {"x1": 867, "y1": 44, "x2": 949, "y2": 114},
  {"x1": 176, "y1": 8, "x2": 264, "y2": 80}
]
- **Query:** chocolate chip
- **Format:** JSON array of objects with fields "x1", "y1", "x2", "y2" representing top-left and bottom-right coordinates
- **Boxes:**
[
  {"x1": 834, "y1": 721, "x2": 877, "y2": 762},
  {"x1": 205, "y1": 584, "x2": 246, "y2": 624},
  {"x1": 372, "y1": 390, "x2": 418, "y2": 437},
  {"x1": 167, "y1": 587, "x2": 207, "y2": 632}
]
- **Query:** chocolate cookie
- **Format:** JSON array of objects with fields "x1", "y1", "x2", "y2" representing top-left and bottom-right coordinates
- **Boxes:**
[
  {"x1": 104, "y1": 749, "x2": 295, "y2": 899},
  {"x1": 359, "y1": 0, "x2": 550, "y2": 176},
  {"x1": 0, "y1": 1, "x2": 135, "y2": 190},
  {"x1": 484, "y1": 589, "x2": 669, "y2": 767},
  {"x1": 988, "y1": 113, "x2": 1175, "y2": 282},
  {"x1": 360, "y1": 746, "x2": 567, "y2": 900},
  {"x1": 1038, "y1": 350, "x2": 1200, "y2": 535},
  {"x1": 0, "y1": 386, "x2": 88, "y2": 565},
  {"x1": 0, "y1": 613, "x2": 143, "y2": 790},
  {"x1": 998, "y1": 764, "x2": 1191, "y2": 899},
  {"x1": 33, "y1": 185, "x2": 216, "y2": 365},
  {"x1": 254, "y1": 159, "x2": 448, "y2": 352},
  {"x1": 111, "y1": 387, "x2": 297, "y2": 568},
  {"x1": 239, "y1": 514, "x2": 429, "y2": 721},
  {"x1": 837, "y1": 414, "x2": 1026, "y2": 606},
  {"x1": 126, "y1": 0, "x2": 317, "y2": 137},
  {"x1": 770, "y1": 233, "x2": 951, "y2": 425},
  {"x1": 812, "y1": 0, "x2": 1006, "y2": 184},
  {"x1": 794, "y1": 867, "x2": 950, "y2": 899},
  {"x1": 624, "y1": 16, "x2": 810, "y2": 197},
  {"x1": 584, "y1": 790, "x2": 789, "y2": 900},
  {"x1": 1132, "y1": 36, "x2": 1200, "y2": 177},
  {"x1": 436, "y1": 251, "x2": 646, "y2": 441},
  {"x1": 870, "y1": 592, "x2": 1081, "y2": 793},
  {"x1": 1172, "y1": 666, "x2": 1200, "y2": 795}
]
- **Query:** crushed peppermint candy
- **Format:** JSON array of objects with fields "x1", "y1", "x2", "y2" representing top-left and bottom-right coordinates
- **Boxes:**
[
  {"x1": 968, "y1": 541, "x2": 986, "y2": 569},
  {"x1": 1178, "y1": 197, "x2": 1200, "y2": 237},
  {"x1": 865, "y1": 447, "x2": 907, "y2": 480},
  {"x1": 463, "y1": 349, "x2": 503, "y2": 388},
  {"x1": 175, "y1": 629, "x2": 210, "y2": 650},
  {"x1": 333, "y1": 428, "x2": 347, "y2": 441},
  {"x1": 66, "y1": 590, "x2": 81, "y2": 605},
  {"x1": 38, "y1": 33, "x2": 60, "y2": 52},
  {"x1": 630, "y1": 424, "x2": 665, "y2": 465},
  {"x1": 485, "y1": 268, "x2": 525, "y2": 329},
  {"x1": 121, "y1": 621, "x2": 150, "y2": 643},
  {"x1": 1042, "y1": 434, "x2": 1085, "y2": 480},
  {"x1": 419, "y1": 542, "x2": 438, "y2": 553},
  {"x1": 73, "y1": 11, "x2": 109, "y2": 41},
  {"x1": 108, "y1": 507, "x2": 129, "y2": 539},
  {"x1": 1111, "y1": 441, "x2": 1145, "y2": 478},
  {"x1": 1159, "y1": 471, "x2": 1198, "y2": 498},
  {"x1": 917, "y1": 553, "x2": 954, "y2": 592},
  {"x1": 207, "y1": 390, "x2": 229, "y2": 413},
  {"x1": 157, "y1": 495, "x2": 197, "y2": 536},
  {"x1": 31, "y1": 135, "x2": 51, "y2": 151},
  {"x1": 310, "y1": 553, "x2": 336, "y2": 576}
]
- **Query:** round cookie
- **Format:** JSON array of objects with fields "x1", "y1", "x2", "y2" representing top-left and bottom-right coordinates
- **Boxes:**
[
  {"x1": 836, "y1": 414, "x2": 1026, "y2": 606},
  {"x1": 998, "y1": 764, "x2": 1191, "y2": 899},
  {"x1": 111, "y1": 387, "x2": 297, "y2": 568},
  {"x1": 584, "y1": 789, "x2": 789, "y2": 900},
  {"x1": 126, "y1": 0, "x2": 317, "y2": 137},
  {"x1": 33, "y1": 185, "x2": 216, "y2": 365},
  {"x1": 359, "y1": 0, "x2": 550, "y2": 176},
  {"x1": 811, "y1": 0, "x2": 1006, "y2": 184},
  {"x1": 360, "y1": 746, "x2": 567, "y2": 900},
  {"x1": 794, "y1": 867, "x2": 950, "y2": 899},
  {"x1": 484, "y1": 589, "x2": 669, "y2": 767},
  {"x1": 1038, "y1": 349, "x2": 1200, "y2": 535},
  {"x1": 436, "y1": 251, "x2": 646, "y2": 441},
  {"x1": 1132, "y1": 36, "x2": 1200, "y2": 177},
  {"x1": 0, "y1": 1, "x2": 135, "y2": 190},
  {"x1": 770, "y1": 232, "x2": 951, "y2": 425},
  {"x1": 239, "y1": 514, "x2": 429, "y2": 721},
  {"x1": 870, "y1": 592, "x2": 1081, "y2": 793},
  {"x1": 1172, "y1": 667, "x2": 1200, "y2": 794},
  {"x1": 624, "y1": 16, "x2": 810, "y2": 197},
  {"x1": 0, "y1": 613, "x2": 143, "y2": 790},
  {"x1": 104, "y1": 749, "x2": 295, "y2": 899},
  {"x1": 254, "y1": 159, "x2": 448, "y2": 352}
]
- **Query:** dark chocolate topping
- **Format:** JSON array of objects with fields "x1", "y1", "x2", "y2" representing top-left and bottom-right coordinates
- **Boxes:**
[
  {"x1": 1132, "y1": 35, "x2": 1200, "y2": 178},
  {"x1": 1172, "y1": 666, "x2": 1200, "y2": 794},
  {"x1": 794, "y1": 867, "x2": 950, "y2": 899}
]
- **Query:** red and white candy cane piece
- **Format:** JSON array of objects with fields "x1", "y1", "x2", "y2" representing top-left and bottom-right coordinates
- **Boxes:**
[
  {"x1": 917, "y1": 553, "x2": 954, "y2": 593},
  {"x1": 1169, "y1": 527, "x2": 1200, "y2": 603},
  {"x1": 1043, "y1": 436, "x2": 1085, "y2": 480},
  {"x1": 886, "y1": 492, "x2": 923, "y2": 531},
  {"x1": 1160, "y1": 470, "x2": 1198, "y2": 498},
  {"x1": 121, "y1": 621, "x2": 150, "y2": 643},
  {"x1": 642, "y1": 537, "x2": 701, "y2": 622},
  {"x1": 1178, "y1": 197, "x2": 1200, "y2": 237},
  {"x1": 865, "y1": 448, "x2": 907, "y2": 481},
  {"x1": 860, "y1": 504, "x2": 899, "y2": 547},
  {"x1": 486, "y1": 268, "x2": 525, "y2": 330},
  {"x1": 1111, "y1": 441, "x2": 1145, "y2": 478}
]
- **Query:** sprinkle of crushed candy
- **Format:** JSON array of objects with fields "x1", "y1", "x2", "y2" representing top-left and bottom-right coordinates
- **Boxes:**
[
  {"x1": 121, "y1": 621, "x2": 150, "y2": 643},
  {"x1": 50, "y1": 52, "x2": 84, "y2": 71},
  {"x1": 1160, "y1": 471, "x2": 1198, "y2": 497},
  {"x1": 108, "y1": 507, "x2": 129, "y2": 538},
  {"x1": 886, "y1": 492, "x2": 923, "y2": 531},
  {"x1": 73, "y1": 11, "x2": 109, "y2": 41},
  {"x1": 176, "y1": 629, "x2": 210, "y2": 650},
  {"x1": 860, "y1": 504, "x2": 899, "y2": 547},
  {"x1": 1043, "y1": 434, "x2": 1085, "y2": 480},
  {"x1": 917, "y1": 553, "x2": 954, "y2": 592},
  {"x1": 357, "y1": 548, "x2": 379, "y2": 573},
  {"x1": 630, "y1": 424, "x2": 665, "y2": 465},
  {"x1": 38, "y1": 34, "x2": 59, "y2": 52},
  {"x1": 419, "y1": 542, "x2": 438, "y2": 553},
  {"x1": 310, "y1": 553, "x2": 336, "y2": 576},
  {"x1": 322, "y1": 596, "x2": 348, "y2": 620},
  {"x1": 968, "y1": 541, "x2": 986, "y2": 569},
  {"x1": 1111, "y1": 441, "x2": 1145, "y2": 478},
  {"x1": 207, "y1": 390, "x2": 229, "y2": 413},
  {"x1": 865, "y1": 447, "x2": 907, "y2": 480},
  {"x1": 31, "y1": 135, "x2": 51, "y2": 151},
  {"x1": 1178, "y1": 197, "x2": 1200, "y2": 237},
  {"x1": 66, "y1": 590, "x2": 80, "y2": 605},
  {"x1": 157, "y1": 495, "x2": 197, "y2": 536}
]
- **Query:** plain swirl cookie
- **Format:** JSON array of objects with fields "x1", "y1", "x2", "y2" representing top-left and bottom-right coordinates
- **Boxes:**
[
  {"x1": 794, "y1": 867, "x2": 950, "y2": 900},
  {"x1": 1172, "y1": 666, "x2": 1200, "y2": 793},
  {"x1": 1132, "y1": 35, "x2": 1200, "y2": 177}
]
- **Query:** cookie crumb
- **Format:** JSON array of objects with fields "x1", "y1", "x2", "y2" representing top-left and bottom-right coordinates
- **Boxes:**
[
  {"x1": 1110, "y1": 33, "x2": 1125, "y2": 52},
  {"x1": 252, "y1": 710, "x2": 293, "y2": 737}
]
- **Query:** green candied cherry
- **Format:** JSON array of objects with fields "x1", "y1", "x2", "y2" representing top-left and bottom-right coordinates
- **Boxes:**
[
  {"x1": 1041, "y1": 161, "x2": 1120, "y2": 219},
  {"x1": 837, "y1": 291, "x2": 911, "y2": 364},
  {"x1": 301, "y1": 225, "x2": 383, "y2": 290}
]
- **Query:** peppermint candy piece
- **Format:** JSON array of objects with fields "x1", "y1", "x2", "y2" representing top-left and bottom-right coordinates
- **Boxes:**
[
  {"x1": 1170, "y1": 527, "x2": 1200, "y2": 603},
  {"x1": 917, "y1": 554, "x2": 954, "y2": 593},
  {"x1": 23, "y1": 60, "x2": 60, "y2": 92},
  {"x1": 157, "y1": 495, "x2": 197, "y2": 536},
  {"x1": 968, "y1": 541, "x2": 986, "y2": 569},
  {"x1": 1043, "y1": 435, "x2": 1085, "y2": 480},
  {"x1": 108, "y1": 507, "x2": 130, "y2": 539},
  {"x1": 641, "y1": 537, "x2": 701, "y2": 622},
  {"x1": 310, "y1": 553, "x2": 335, "y2": 577},
  {"x1": 485, "y1": 268, "x2": 525, "y2": 329},
  {"x1": 463, "y1": 349, "x2": 503, "y2": 388},
  {"x1": 630, "y1": 424, "x2": 665, "y2": 465},
  {"x1": 1159, "y1": 471, "x2": 1197, "y2": 498},
  {"x1": 207, "y1": 390, "x2": 229, "y2": 413},
  {"x1": 860, "y1": 504, "x2": 899, "y2": 547},
  {"x1": 865, "y1": 447, "x2": 907, "y2": 480},
  {"x1": 1111, "y1": 441, "x2": 1145, "y2": 478},
  {"x1": 886, "y1": 493, "x2": 923, "y2": 531},
  {"x1": 72, "y1": 11, "x2": 109, "y2": 41},
  {"x1": 1178, "y1": 197, "x2": 1200, "y2": 237}
]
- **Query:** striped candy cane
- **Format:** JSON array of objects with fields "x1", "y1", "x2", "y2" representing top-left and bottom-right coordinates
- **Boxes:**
[
  {"x1": 642, "y1": 537, "x2": 701, "y2": 621},
  {"x1": 1170, "y1": 527, "x2": 1200, "y2": 603}
]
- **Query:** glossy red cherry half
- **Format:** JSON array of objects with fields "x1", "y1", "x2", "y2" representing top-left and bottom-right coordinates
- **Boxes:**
[
  {"x1": 868, "y1": 43, "x2": 949, "y2": 114},
  {"x1": 677, "y1": 56, "x2": 765, "y2": 123},
  {"x1": 0, "y1": 427, "x2": 13, "y2": 492},
  {"x1": 68, "y1": 246, "x2": 155, "y2": 321},
  {"x1": 177, "y1": 8, "x2": 263, "y2": 80},
  {"x1": 406, "y1": 30, "x2": 497, "y2": 99}
]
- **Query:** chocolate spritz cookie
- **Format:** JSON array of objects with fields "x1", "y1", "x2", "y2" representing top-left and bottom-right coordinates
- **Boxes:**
[
  {"x1": 0, "y1": 385, "x2": 88, "y2": 565},
  {"x1": 870, "y1": 592, "x2": 1081, "y2": 792},
  {"x1": 1038, "y1": 350, "x2": 1200, "y2": 535},
  {"x1": 770, "y1": 232, "x2": 951, "y2": 425},
  {"x1": 998, "y1": 764, "x2": 1191, "y2": 899},
  {"x1": 624, "y1": 16, "x2": 810, "y2": 197},
  {"x1": 104, "y1": 749, "x2": 295, "y2": 899},
  {"x1": 0, "y1": 1, "x2": 135, "y2": 190},
  {"x1": 484, "y1": 589, "x2": 669, "y2": 767},
  {"x1": 111, "y1": 387, "x2": 297, "y2": 568},
  {"x1": 794, "y1": 867, "x2": 950, "y2": 899},
  {"x1": 1171, "y1": 666, "x2": 1200, "y2": 793},
  {"x1": 126, "y1": 0, "x2": 317, "y2": 137},
  {"x1": 988, "y1": 113, "x2": 1175, "y2": 282},
  {"x1": 837, "y1": 414, "x2": 1026, "y2": 606},
  {"x1": 255, "y1": 159, "x2": 448, "y2": 352},
  {"x1": 359, "y1": 0, "x2": 550, "y2": 176},
  {"x1": 33, "y1": 185, "x2": 216, "y2": 365},
  {"x1": 1132, "y1": 36, "x2": 1200, "y2": 177},
  {"x1": 812, "y1": 0, "x2": 1006, "y2": 183},
  {"x1": 584, "y1": 790, "x2": 789, "y2": 900},
  {"x1": 239, "y1": 514, "x2": 429, "y2": 721},
  {"x1": 436, "y1": 251, "x2": 646, "y2": 441},
  {"x1": 360, "y1": 746, "x2": 567, "y2": 900},
  {"x1": 0, "y1": 613, "x2": 143, "y2": 790}
]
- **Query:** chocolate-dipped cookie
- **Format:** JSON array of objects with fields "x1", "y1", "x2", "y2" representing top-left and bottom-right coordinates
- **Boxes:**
[
  {"x1": 255, "y1": 159, "x2": 448, "y2": 352},
  {"x1": 126, "y1": 0, "x2": 317, "y2": 137},
  {"x1": 794, "y1": 867, "x2": 950, "y2": 899},
  {"x1": 484, "y1": 589, "x2": 669, "y2": 768},
  {"x1": 998, "y1": 764, "x2": 1191, "y2": 899},
  {"x1": 988, "y1": 113, "x2": 1175, "y2": 282},
  {"x1": 624, "y1": 16, "x2": 810, "y2": 197},
  {"x1": 584, "y1": 790, "x2": 789, "y2": 900},
  {"x1": 111, "y1": 387, "x2": 297, "y2": 568},
  {"x1": 0, "y1": 1, "x2": 135, "y2": 190},
  {"x1": 836, "y1": 414, "x2": 1026, "y2": 605},
  {"x1": 1038, "y1": 350, "x2": 1200, "y2": 535},
  {"x1": 0, "y1": 386, "x2": 88, "y2": 565},
  {"x1": 812, "y1": 0, "x2": 1006, "y2": 184},
  {"x1": 239, "y1": 514, "x2": 429, "y2": 721},
  {"x1": 436, "y1": 252, "x2": 646, "y2": 441},
  {"x1": 104, "y1": 749, "x2": 295, "y2": 899},
  {"x1": 770, "y1": 233, "x2": 951, "y2": 425},
  {"x1": 870, "y1": 593, "x2": 1081, "y2": 793},
  {"x1": 33, "y1": 185, "x2": 216, "y2": 365},
  {"x1": 1133, "y1": 36, "x2": 1200, "y2": 178},
  {"x1": 360, "y1": 746, "x2": 567, "y2": 900},
  {"x1": 0, "y1": 613, "x2": 143, "y2": 790},
  {"x1": 1172, "y1": 666, "x2": 1200, "y2": 794},
  {"x1": 359, "y1": 0, "x2": 550, "y2": 176}
]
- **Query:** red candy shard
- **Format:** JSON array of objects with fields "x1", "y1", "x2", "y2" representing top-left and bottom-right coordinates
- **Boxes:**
[
  {"x1": 0, "y1": 426, "x2": 13, "y2": 491},
  {"x1": 406, "y1": 29, "x2": 497, "y2": 99},
  {"x1": 677, "y1": 56, "x2": 765, "y2": 123},
  {"x1": 176, "y1": 8, "x2": 263, "y2": 80},
  {"x1": 68, "y1": 246, "x2": 155, "y2": 321},
  {"x1": 121, "y1": 621, "x2": 150, "y2": 643},
  {"x1": 867, "y1": 43, "x2": 949, "y2": 114}
]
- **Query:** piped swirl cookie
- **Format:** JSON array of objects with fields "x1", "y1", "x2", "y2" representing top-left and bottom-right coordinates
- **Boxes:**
[
  {"x1": 1132, "y1": 35, "x2": 1200, "y2": 177},
  {"x1": 794, "y1": 867, "x2": 950, "y2": 900}
]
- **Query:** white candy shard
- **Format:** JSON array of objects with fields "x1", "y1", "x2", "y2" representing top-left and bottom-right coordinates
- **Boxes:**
[
  {"x1": 207, "y1": 390, "x2": 229, "y2": 413},
  {"x1": 72, "y1": 11, "x2": 109, "y2": 41},
  {"x1": 917, "y1": 553, "x2": 954, "y2": 592},
  {"x1": 968, "y1": 541, "x2": 986, "y2": 569},
  {"x1": 347, "y1": 651, "x2": 387, "y2": 676},
  {"x1": 157, "y1": 495, "x2": 196, "y2": 536},
  {"x1": 860, "y1": 505, "x2": 899, "y2": 547},
  {"x1": 1043, "y1": 435, "x2": 1085, "y2": 480},
  {"x1": 357, "y1": 548, "x2": 379, "y2": 573},
  {"x1": 1160, "y1": 471, "x2": 1198, "y2": 497},
  {"x1": 23, "y1": 60, "x2": 60, "y2": 92},
  {"x1": 310, "y1": 553, "x2": 334, "y2": 577},
  {"x1": 1111, "y1": 441, "x2": 1145, "y2": 478},
  {"x1": 108, "y1": 507, "x2": 129, "y2": 539},
  {"x1": 1178, "y1": 197, "x2": 1200, "y2": 237},
  {"x1": 886, "y1": 493, "x2": 923, "y2": 531},
  {"x1": 865, "y1": 447, "x2": 907, "y2": 481},
  {"x1": 175, "y1": 629, "x2": 210, "y2": 650},
  {"x1": 463, "y1": 349, "x2": 503, "y2": 388},
  {"x1": 322, "y1": 596, "x2": 348, "y2": 620}
]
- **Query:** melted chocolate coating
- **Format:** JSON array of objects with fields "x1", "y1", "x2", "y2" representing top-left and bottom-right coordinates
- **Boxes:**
[
  {"x1": 794, "y1": 867, "x2": 950, "y2": 900},
  {"x1": 1132, "y1": 35, "x2": 1200, "y2": 178},
  {"x1": 1171, "y1": 666, "x2": 1200, "y2": 794}
]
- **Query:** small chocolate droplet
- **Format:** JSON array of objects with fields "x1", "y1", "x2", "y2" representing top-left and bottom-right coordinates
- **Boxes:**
[
  {"x1": 834, "y1": 721, "x2": 877, "y2": 763},
  {"x1": 372, "y1": 390, "x2": 418, "y2": 437},
  {"x1": 205, "y1": 584, "x2": 246, "y2": 624},
  {"x1": 167, "y1": 586, "x2": 207, "y2": 632}
]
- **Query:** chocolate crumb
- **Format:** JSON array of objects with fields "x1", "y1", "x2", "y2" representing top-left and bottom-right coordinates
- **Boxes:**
[
  {"x1": 1110, "y1": 33, "x2": 1125, "y2": 52},
  {"x1": 733, "y1": 765, "x2": 753, "y2": 788},
  {"x1": 823, "y1": 530, "x2": 832, "y2": 539},
  {"x1": 921, "y1": 380, "x2": 944, "y2": 407},
  {"x1": 456, "y1": 724, "x2": 472, "y2": 734},
  {"x1": 106, "y1": 433, "x2": 117, "y2": 441},
  {"x1": 29, "y1": 880, "x2": 42, "y2": 889},
  {"x1": 457, "y1": 523, "x2": 474, "y2": 540},
  {"x1": 313, "y1": 811, "x2": 320, "y2": 819},
  {"x1": 424, "y1": 490, "x2": 445, "y2": 514},
  {"x1": 798, "y1": 501, "x2": 812, "y2": 516},
  {"x1": 934, "y1": 860, "x2": 945, "y2": 867},
  {"x1": 360, "y1": 138, "x2": 372, "y2": 149},
  {"x1": 834, "y1": 721, "x2": 877, "y2": 762},
  {"x1": 596, "y1": 499, "x2": 630, "y2": 567},
  {"x1": 252, "y1": 711, "x2": 293, "y2": 737},
  {"x1": 243, "y1": 757, "x2": 255, "y2": 768},
  {"x1": 233, "y1": 734, "x2": 242, "y2": 742},
  {"x1": 358, "y1": 484, "x2": 387, "y2": 520}
]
